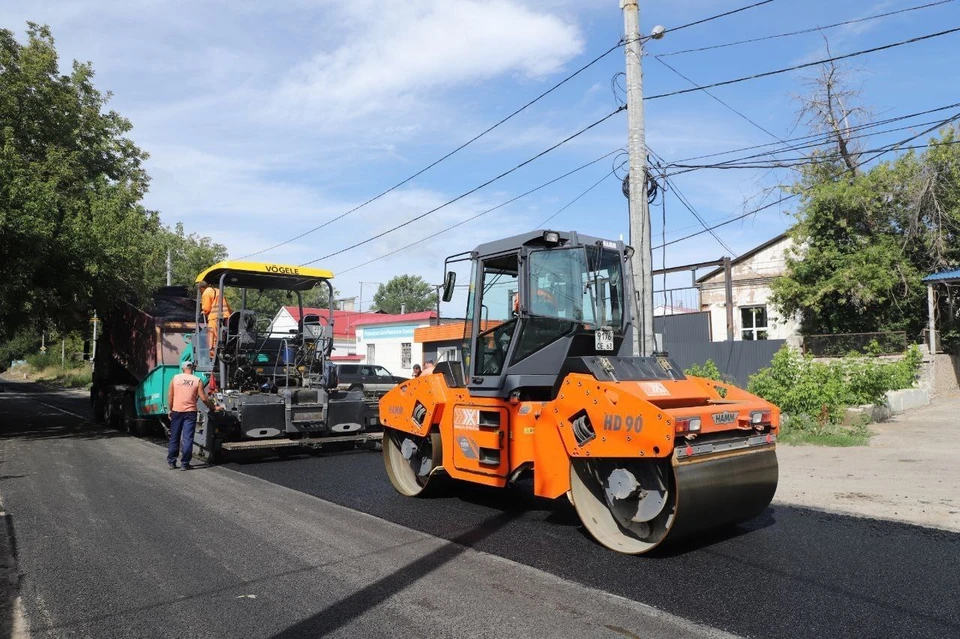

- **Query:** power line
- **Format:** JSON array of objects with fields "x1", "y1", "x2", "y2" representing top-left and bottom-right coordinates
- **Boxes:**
[
  {"x1": 668, "y1": 101, "x2": 960, "y2": 165},
  {"x1": 239, "y1": 2, "x2": 791, "y2": 262},
  {"x1": 302, "y1": 106, "x2": 627, "y2": 265},
  {"x1": 659, "y1": 0, "x2": 955, "y2": 57},
  {"x1": 237, "y1": 41, "x2": 624, "y2": 260},
  {"x1": 652, "y1": 56, "x2": 786, "y2": 143},
  {"x1": 664, "y1": 0, "x2": 776, "y2": 34},
  {"x1": 648, "y1": 147, "x2": 738, "y2": 256},
  {"x1": 533, "y1": 169, "x2": 618, "y2": 229},
  {"x1": 647, "y1": 27, "x2": 960, "y2": 101},
  {"x1": 656, "y1": 116, "x2": 960, "y2": 249},
  {"x1": 666, "y1": 115, "x2": 960, "y2": 173},
  {"x1": 338, "y1": 150, "x2": 621, "y2": 274},
  {"x1": 667, "y1": 134, "x2": 960, "y2": 172},
  {"x1": 656, "y1": 195, "x2": 796, "y2": 249}
]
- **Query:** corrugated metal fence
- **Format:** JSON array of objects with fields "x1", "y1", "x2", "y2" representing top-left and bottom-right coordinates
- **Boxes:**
[{"x1": 655, "y1": 312, "x2": 784, "y2": 387}]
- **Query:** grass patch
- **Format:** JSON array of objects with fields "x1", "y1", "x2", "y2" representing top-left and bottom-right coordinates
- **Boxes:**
[
  {"x1": 779, "y1": 413, "x2": 872, "y2": 447},
  {"x1": 9, "y1": 364, "x2": 92, "y2": 389}
]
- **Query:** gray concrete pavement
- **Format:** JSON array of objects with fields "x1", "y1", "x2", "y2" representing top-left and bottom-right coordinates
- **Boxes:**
[
  {"x1": 0, "y1": 381, "x2": 728, "y2": 639},
  {"x1": 775, "y1": 391, "x2": 960, "y2": 531}
]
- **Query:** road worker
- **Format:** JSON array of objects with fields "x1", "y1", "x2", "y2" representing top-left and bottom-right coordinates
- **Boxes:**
[
  {"x1": 199, "y1": 280, "x2": 231, "y2": 358},
  {"x1": 166, "y1": 360, "x2": 222, "y2": 471}
]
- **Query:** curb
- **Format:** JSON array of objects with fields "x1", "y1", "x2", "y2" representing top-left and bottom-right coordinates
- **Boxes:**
[{"x1": 0, "y1": 501, "x2": 29, "y2": 638}]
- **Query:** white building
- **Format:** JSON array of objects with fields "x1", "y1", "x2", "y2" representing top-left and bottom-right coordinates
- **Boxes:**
[
  {"x1": 696, "y1": 233, "x2": 801, "y2": 344},
  {"x1": 354, "y1": 311, "x2": 438, "y2": 377}
]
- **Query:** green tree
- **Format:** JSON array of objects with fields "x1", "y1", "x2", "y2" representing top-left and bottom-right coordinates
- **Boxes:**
[
  {"x1": 0, "y1": 24, "x2": 160, "y2": 339},
  {"x1": 150, "y1": 223, "x2": 229, "y2": 290},
  {"x1": 771, "y1": 128, "x2": 960, "y2": 338},
  {"x1": 372, "y1": 275, "x2": 436, "y2": 314}
]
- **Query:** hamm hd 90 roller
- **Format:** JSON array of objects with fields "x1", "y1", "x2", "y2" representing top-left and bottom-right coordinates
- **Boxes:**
[{"x1": 379, "y1": 230, "x2": 779, "y2": 554}]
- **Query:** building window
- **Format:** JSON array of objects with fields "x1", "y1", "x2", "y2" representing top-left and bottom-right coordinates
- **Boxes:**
[
  {"x1": 366, "y1": 343, "x2": 375, "y2": 364},
  {"x1": 741, "y1": 306, "x2": 768, "y2": 340},
  {"x1": 438, "y1": 346, "x2": 460, "y2": 362},
  {"x1": 401, "y1": 343, "x2": 411, "y2": 369}
]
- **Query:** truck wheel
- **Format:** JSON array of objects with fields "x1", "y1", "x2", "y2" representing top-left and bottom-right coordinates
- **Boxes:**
[
  {"x1": 122, "y1": 395, "x2": 141, "y2": 436},
  {"x1": 104, "y1": 397, "x2": 120, "y2": 430},
  {"x1": 349, "y1": 384, "x2": 363, "y2": 393},
  {"x1": 91, "y1": 387, "x2": 106, "y2": 423}
]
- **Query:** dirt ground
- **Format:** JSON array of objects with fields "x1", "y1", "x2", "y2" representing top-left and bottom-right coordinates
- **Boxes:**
[{"x1": 775, "y1": 391, "x2": 960, "y2": 533}]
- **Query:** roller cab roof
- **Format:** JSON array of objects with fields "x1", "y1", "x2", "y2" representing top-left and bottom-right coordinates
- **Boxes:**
[{"x1": 195, "y1": 261, "x2": 334, "y2": 292}]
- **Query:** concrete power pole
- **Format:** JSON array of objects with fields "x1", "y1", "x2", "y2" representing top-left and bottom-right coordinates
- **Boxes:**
[
  {"x1": 166, "y1": 249, "x2": 173, "y2": 286},
  {"x1": 622, "y1": 0, "x2": 656, "y2": 357}
]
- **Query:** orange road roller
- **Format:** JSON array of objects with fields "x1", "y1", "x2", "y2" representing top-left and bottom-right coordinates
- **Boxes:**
[{"x1": 379, "y1": 230, "x2": 778, "y2": 554}]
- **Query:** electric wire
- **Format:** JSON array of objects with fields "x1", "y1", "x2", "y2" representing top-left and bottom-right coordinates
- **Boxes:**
[
  {"x1": 647, "y1": 27, "x2": 960, "y2": 101},
  {"x1": 664, "y1": 0, "x2": 776, "y2": 34},
  {"x1": 302, "y1": 106, "x2": 627, "y2": 265},
  {"x1": 533, "y1": 169, "x2": 618, "y2": 229},
  {"x1": 658, "y1": 0, "x2": 955, "y2": 57},
  {"x1": 669, "y1": 102, "x2": 960, "y2": 165},
  {"x1": 656, "y1": 118, "x2": 960, "y2": 249},
  {"x1": 237, "y1": 41, "x2": 624, "y2": 259},
  {"x1": 337, "y1": 149, "x2": 621, "y2": 274}
]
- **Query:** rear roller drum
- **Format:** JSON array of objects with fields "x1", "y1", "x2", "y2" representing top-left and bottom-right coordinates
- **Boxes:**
[{"x1": 383, "y1": 428, "x2": 443, "y2": 497}]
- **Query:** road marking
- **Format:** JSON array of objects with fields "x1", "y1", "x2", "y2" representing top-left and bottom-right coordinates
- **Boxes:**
[{"x1": 33, "y1": 400, "x2": 90, "y2": 422}]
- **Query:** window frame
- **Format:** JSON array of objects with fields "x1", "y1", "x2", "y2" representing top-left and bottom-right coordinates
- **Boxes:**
[{"x1": 740, "y1": 305, "x2": 769, "y2": 341}]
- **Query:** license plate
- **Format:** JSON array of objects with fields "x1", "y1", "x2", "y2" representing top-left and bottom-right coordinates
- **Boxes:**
[{"x1": 595, "y1": 328, "x2": 614, "y2": 351}]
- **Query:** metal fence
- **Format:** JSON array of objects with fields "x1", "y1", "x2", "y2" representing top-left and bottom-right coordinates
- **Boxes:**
[
  {"x1": 663, "y1": 339, "x2": 786, "y2": 388},
  {"x1": 802, "y1": 331, "x2": 908, "y2": 357},
  {"x1": 655, "y1": 311, "x2": 783, "y2": 387}
]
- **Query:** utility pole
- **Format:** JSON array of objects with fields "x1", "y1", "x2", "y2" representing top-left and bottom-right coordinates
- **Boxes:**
[
  {"x1": 622, "y1": 0, "x2": 657, "y2": 357},
  {"x1": 91, "y1": 312, "x2": 99, "y2": 366},
  {"x1": 166, "y1": 249, "x2": 173, "y2": 286}
]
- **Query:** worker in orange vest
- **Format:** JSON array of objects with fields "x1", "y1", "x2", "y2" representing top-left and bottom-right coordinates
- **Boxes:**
[
  {"x1": 199, "y1": 280, "x2": 232, "y2": 358},
  {"x1": 166, "y1": 360, "x2": 222, "y2": 470}
]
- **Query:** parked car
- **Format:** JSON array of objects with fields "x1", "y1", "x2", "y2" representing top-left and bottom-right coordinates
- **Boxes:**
[{"x1": 335, "y1": 364, "x2": 407, "y2": 397}]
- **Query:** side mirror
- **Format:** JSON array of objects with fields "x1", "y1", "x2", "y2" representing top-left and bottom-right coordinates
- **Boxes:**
[{"x1": 441, "y1": 271, "x2": 457, "y2": 303}]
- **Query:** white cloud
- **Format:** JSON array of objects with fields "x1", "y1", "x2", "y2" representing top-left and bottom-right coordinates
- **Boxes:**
[{"x1": 271, "y1": 0, "x2": 584, "y2": 123}]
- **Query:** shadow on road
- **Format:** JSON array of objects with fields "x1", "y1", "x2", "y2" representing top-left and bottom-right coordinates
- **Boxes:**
[{"x1": 271, "y1": 509, "x2": 520, "y2": 638}]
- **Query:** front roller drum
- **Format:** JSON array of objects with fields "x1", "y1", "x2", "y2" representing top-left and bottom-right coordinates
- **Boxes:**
[
  {"x1": 383, "y1": 427, "x2": 443, "y2": 497},
  {"x1": 569, "y1": 447, "x2": 778, "y2": 555}
]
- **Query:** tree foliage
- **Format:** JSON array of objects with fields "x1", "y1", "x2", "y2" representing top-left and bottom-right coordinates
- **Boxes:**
[
  {"x1": 771, "y1": 128, "x2": 960, "y2": 338},
  {"x1": 0, "y1": 24, "x2": 160, "y2": 339},
  {"x1": 152, "y1": 223, "x2": 228, "y2": 290},
  {"x1": 372, "y1": 275, "x2": 437, "y2": 314}
]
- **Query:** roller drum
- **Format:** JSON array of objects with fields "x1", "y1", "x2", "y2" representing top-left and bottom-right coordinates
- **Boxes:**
[{"x1": 569, "y1": 446, "x2": 778, "y2": 555}]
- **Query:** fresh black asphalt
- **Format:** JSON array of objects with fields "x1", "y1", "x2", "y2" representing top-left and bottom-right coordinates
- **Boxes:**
[
  {"x1": 9, "y1": 383, "x2": 960, "y2": 638},
  {"x1": 227, "y1": 448, "x2": 960, "y2": 639}
]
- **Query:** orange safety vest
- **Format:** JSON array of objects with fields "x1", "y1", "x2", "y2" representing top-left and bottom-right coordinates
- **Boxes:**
[{"x1": 202, "y1": 287, "x2": 231, "y2": 322}]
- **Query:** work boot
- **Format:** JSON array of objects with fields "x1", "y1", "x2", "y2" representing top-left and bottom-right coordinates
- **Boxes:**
[
  {"x1": 181, "y1": 464, "x2": 191, "y2": 471},
  {"x1": 168, "y1": 462, "x2": 178, "y2": 470}
]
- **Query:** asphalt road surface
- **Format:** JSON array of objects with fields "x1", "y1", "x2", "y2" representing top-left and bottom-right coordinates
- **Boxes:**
[
  {"x1": 3, "y1": 381, "x2": 960, "y2": 638},
  {"x1": 0, "y1": 381, "x2": 728, "y2": 639}
]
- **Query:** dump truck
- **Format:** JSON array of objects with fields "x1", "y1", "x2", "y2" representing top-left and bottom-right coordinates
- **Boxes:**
[
  {"x1": 379, "y1": 230, "x2": 779, "y2": 555},
  {"x1": 91, "y1": 286, "x2": 200, "y2": 435},
  {"x1": 189, "y1": 261, "x2": 382, "y2": 461}
]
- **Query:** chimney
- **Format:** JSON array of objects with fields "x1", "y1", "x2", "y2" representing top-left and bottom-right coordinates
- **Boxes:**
[{"x1": 400, "y1": 303, "x2": 407, "y2": 314}]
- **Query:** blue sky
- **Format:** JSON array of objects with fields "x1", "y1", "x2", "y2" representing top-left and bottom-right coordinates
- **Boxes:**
[{"x1": 2, "y1": 0, "x2": 958, "y2": 309}]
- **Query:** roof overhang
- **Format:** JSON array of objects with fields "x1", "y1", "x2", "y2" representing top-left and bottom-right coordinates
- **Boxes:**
[
  {"x1": 923, "y1": 268, "x2": 960, "y2": 284},
  {"x1": 196, "y1": 261, "x2": 334, "y2": 291}
]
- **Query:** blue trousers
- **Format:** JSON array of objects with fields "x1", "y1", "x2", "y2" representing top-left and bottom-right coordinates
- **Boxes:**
[{"x1": 168, "y1": 411, "x2": 197, "y2": 465}]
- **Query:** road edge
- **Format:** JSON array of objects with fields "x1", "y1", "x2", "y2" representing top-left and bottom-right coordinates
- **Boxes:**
[{"x1": 0, "y1": 496, "x2": 29, "y2": 639}]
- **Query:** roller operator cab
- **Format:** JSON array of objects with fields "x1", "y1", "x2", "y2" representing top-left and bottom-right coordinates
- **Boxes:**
[
  {"x1": 379, "y1": 230, "x2": 779, "y2": 555},
  {"x1": 191, "y1": 261, "x2": 382, "y2": 462}
]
